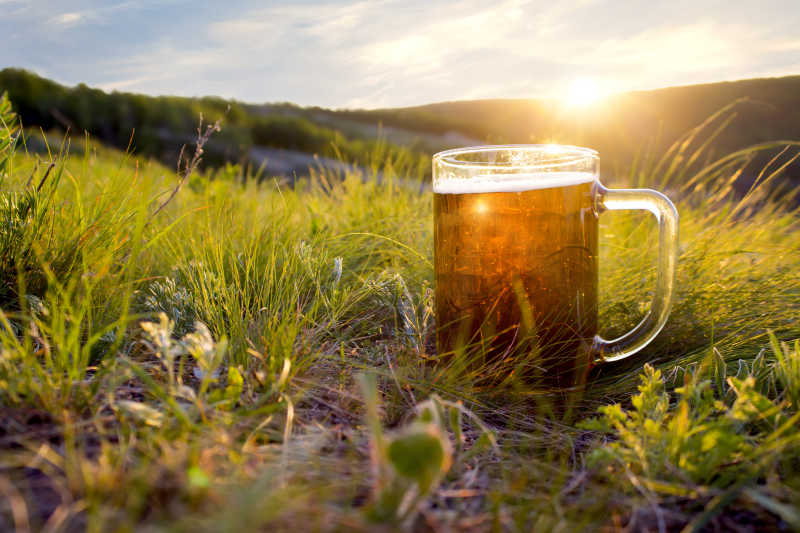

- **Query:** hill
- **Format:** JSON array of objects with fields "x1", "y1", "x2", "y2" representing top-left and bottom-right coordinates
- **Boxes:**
[
  {"x1": 2, "y1": 68, "x2": 800, "y2": 190},
  {"x1": 314, "y1": 75, "x2": 800, "y2": 187}
]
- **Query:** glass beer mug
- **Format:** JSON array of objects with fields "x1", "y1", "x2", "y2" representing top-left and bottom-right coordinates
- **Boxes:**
[{"x1": 433, "y1": 145, "x2": 678, "y2": 388}]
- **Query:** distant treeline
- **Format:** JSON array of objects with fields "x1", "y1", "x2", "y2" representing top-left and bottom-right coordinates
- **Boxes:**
[{"x1": 0, "y1": 68, "x2": 421, "y2": 171}]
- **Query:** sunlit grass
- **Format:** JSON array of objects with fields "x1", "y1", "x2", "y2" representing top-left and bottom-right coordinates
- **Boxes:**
[{"x1": 0, "y1": 92, "x2": 799, "y2": 531}]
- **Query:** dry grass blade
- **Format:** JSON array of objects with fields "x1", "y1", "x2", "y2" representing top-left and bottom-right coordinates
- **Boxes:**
[{"x1": 148, "y1": 111, "x2": 226, "y2": 223}]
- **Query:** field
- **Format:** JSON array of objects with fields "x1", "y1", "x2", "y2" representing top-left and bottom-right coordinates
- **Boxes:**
[{"x1": 1, "y1": 89, "x2": 800, "y2": 532}]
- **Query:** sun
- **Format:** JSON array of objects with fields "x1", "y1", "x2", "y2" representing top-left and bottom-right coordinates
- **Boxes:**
[{"x1": 565, "y1": 78, "x2": 603, "y2": 108}]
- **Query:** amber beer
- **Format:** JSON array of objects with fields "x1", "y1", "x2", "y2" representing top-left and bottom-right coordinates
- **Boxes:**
[
  {"x1": 433, "y1": 145, "x2": 679, "y2": 390},
  {"x1": 434, "y1": 173, "x2": 598, "y2": 387}
]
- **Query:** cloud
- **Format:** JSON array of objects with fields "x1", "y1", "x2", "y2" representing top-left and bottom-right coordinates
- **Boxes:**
[
  {"x1": 768, "y1": 39, "x2": 800, "y2": 53},
  {"x1": 41, "y1": 2, "x2": 150, "y2": 31},
  {"x1": 94, "y1": 44, "x2": 231, "y2": 96},
  {"x1": 50, "y1": 12, "x2": 85, "y2": 27},
  {"x1": 543, "y1": 22, "x2": 756, "y2": 94},
  {"x1": 97, "y1": 75, "x2": 160, "y2": 92},
  {"x1": 343, "y1": 0, "x2": 572, "y2": 105},
  {"x1": 8, "y1": 0, "x2": 799, "y2": 107},
  {"x1": 589, "y1": 23, "x2": 749, "y2": 68}
]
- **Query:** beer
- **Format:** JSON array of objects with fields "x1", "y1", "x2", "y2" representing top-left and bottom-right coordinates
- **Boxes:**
[
  {"x1": 434, "y1": 172, "x2": 598, "y2": 387},
  {"x1": 432, "y1": 145, "x2": 679, "y2": 392}
]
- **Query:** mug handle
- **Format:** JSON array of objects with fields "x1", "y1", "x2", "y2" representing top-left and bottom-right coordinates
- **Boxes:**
[{"x1": 593, "y1": 183, "x2": 679, "y2": 363}]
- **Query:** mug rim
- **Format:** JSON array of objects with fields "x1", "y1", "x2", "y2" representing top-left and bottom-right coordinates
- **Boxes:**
[{"x1": 433, "y1": 144, "x2": 598, "y2": 171}]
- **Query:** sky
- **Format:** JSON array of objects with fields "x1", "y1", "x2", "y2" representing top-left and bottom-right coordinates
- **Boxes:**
[{"x1": 2, "y1": 0, "x2": 799, "y2": 109}]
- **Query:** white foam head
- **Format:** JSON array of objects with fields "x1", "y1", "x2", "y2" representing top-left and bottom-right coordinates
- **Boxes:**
[{"x1": 433, "y1": 171, "x2": 596, "y2": 194}]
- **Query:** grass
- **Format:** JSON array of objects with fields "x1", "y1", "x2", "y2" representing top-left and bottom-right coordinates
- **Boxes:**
[{"x1": 1, "y1": 90, "x2": 799, "y2": 532}]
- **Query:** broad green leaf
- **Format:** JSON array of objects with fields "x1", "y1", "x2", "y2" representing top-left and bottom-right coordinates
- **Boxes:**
[{"x1": 388, "y1": 424, "x2": 450, "y2": 492}]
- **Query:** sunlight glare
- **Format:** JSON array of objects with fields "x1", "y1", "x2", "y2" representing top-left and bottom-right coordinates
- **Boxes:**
[{"x1": 566, "y1": 78, "x2": 603, "y2": 108}]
